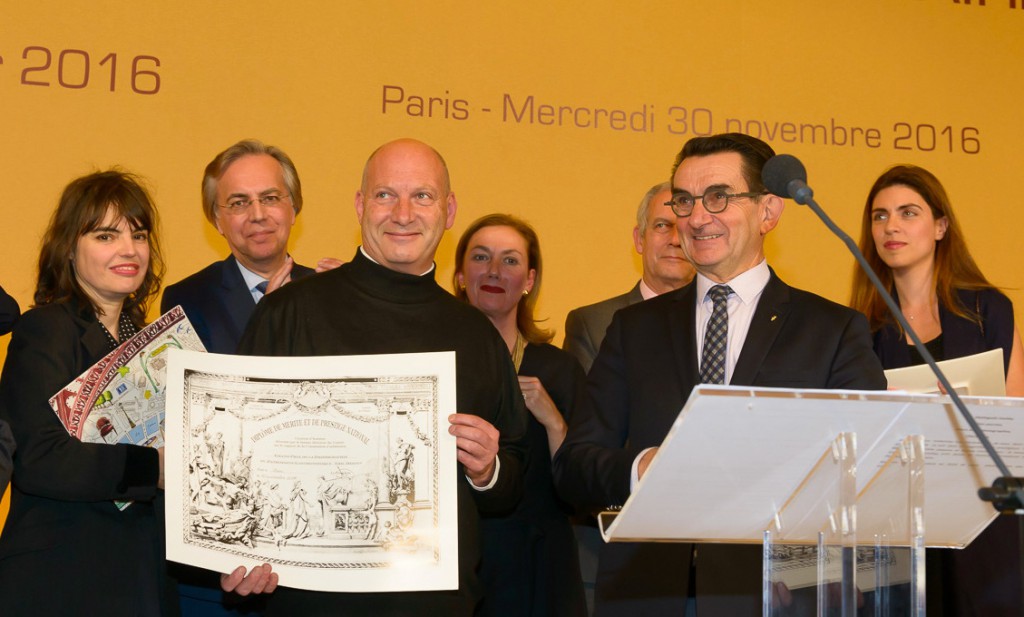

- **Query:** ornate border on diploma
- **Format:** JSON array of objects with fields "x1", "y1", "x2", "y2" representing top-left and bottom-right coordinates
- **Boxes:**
[{"x1": 165, "y1": 350, "x2": 458, "y2": 592}]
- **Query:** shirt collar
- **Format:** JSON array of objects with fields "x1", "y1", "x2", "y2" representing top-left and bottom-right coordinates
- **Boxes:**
[
  {"x1": 359, "y1": 246, "x2": 436, "y2": 276},
  {"x1": 235, "y1": 259, "x2": 269, "y2": 292},
  {"x1": 638, "y1": 278, "x2": 659, "y2": 300},
  {"x1": 695, "y1": 260, "x2": 770, "y2": 306}
]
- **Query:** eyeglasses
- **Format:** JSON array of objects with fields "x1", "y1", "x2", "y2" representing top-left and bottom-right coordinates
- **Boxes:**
[
  {"x1": 664, "y1": 189, "x2": 767, "y2": 217},
  {"x1": 218, "y1": 193, "x2": 291, "y2": 215}
]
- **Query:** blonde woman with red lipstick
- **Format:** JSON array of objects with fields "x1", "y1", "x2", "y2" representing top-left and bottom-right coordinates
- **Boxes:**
[
  {"x1": 454, "y1": 214, "x2": 586, "y2": 617},
  {"x1": 0, "y1": 170, "x2": 175, "y2": 615},
  {"x1": 850, "y1": 164, "x2": 1024, "y2": 615}
]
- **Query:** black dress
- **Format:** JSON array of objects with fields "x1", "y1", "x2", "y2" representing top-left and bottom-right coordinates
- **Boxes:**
[{"x1": 477, "y1": 343, "x2": 587, "y2": 617}]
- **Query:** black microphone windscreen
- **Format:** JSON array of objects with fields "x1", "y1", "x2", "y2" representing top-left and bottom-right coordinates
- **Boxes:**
[{"x1": 762, "y1": 154, "x2": 807, "y2": 199}]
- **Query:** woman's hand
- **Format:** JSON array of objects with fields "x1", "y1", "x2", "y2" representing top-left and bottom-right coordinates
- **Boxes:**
[
  {"x1": 518, "y1": 376, "x2": 567, "y2": 455},
  {"x1": 315, "y1": 257, "x2": 344, "y2": 273},
  {"x1": 264, "y1": 257, "x2": 294, "y2": 294}
]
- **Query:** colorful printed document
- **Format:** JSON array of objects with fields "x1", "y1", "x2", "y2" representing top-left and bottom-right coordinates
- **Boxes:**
[{"x1": 50, "y1": 305, "x2": 206, "y2": 448}]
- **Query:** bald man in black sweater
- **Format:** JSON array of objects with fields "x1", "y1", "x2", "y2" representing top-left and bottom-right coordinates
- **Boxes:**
[{"x1": 224, "y1": 138, "x2": 529, "y2": 616}]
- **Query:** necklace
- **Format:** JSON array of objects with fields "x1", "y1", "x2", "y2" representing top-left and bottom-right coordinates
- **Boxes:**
[
  {"x1": 902, "y1": 304, "x2": 937, "y2": 323},
  {"x1": 511, "y1": 330, "x2": 526, "y2": 372}
]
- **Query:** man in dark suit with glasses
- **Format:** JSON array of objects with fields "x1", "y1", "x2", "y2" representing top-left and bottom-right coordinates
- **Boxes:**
[
  {"x1": 161, "y1": 139, "x2": 320, "y2": 616},
  {"x1": 554, "y1": 133, "x2": 886, "y2": 617},
  {"x1": 162, "y1": 139, "x2": 319, "y2": 356}
]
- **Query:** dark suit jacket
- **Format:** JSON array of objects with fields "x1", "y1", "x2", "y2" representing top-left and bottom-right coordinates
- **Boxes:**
[
  {"x1": 0, "y1": 283, "x2": 20, "y2": 335},
  {"x1": 0, "y1": 300, "x2": 172, "y2": 616},
  {"x1": 563, "y1": 283, "x2": 643, "y2": 373},
  {"x1": 159, "y1": 254, "x2": 313, "y2": 612},
  {"x1": 874, "y1": 287, "x2": 1015, "y2": 372},
  {"x1": 0, "y1": 418, "x2": 13, "y2": 498},
  {"x1": 478, "y1": 342, "x2": 587, "y2": 617},
  {"x1": 554, "y1": 270, "x2": 886, "y2": 617},
  {"x1": 161, "y1": 255, "x2": 315, "y2": 354}
]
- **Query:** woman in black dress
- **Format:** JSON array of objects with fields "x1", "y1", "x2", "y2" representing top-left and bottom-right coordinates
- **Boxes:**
[{"x1": 454, "y1": 213, "x2": 586, "y2": 617}]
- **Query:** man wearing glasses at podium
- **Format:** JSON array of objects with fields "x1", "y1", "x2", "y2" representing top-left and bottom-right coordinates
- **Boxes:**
[{"x1": 554, "y1": 133, "x2": 886, "y2": 617}]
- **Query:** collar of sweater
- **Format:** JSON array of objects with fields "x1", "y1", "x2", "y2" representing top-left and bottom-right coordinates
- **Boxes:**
[{"x1": 344, "y1": 249, "x2": 446, "y2": 305}]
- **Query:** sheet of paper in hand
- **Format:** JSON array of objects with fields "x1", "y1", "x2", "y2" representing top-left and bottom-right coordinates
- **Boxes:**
[{"x1": 163, "y1": 349, "x2": 459, "y2": 593}]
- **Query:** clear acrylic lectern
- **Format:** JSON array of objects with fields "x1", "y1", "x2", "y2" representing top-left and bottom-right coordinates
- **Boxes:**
[{"x1": 598, "y1": 386, "x2": 1024, "y2": 617}]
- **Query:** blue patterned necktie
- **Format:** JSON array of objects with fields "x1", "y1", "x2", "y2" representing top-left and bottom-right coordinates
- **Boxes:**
[
  {"x1": 255, "y1": 280, "x2": 269, "y2": 299},
  {"x1": 700, "y1": 285, "x2": 733, "y2": 384}
]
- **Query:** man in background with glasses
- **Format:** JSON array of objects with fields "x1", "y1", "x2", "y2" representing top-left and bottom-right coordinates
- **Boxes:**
[
  {"x1": 554, "y1": 133, "x2": 885, "y2": 616},
  {"x1": 161, "y1": 140, "x2": 323, "y2": 616},
  {"x1": 562, "y1": 181, "x2": 694, "y2": 616},
  {"x1": 564, "y1": 181, "x2": 695, "y2": 375},
  {"x1": 162, "y1": 139, "x2": 320, "y2": 356}
]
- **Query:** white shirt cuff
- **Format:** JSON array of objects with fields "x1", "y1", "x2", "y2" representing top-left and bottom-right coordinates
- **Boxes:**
[
  {"x1": 630, "y1": 447, "x2": 657, "y2": 492},
  {"x1": 466, "y1": 455, "x2": 501, "y2": 491}
]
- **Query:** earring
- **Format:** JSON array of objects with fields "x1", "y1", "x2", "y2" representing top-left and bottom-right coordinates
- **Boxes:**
[{"x1": 522, "y1": 289, "x2": 530, "y2": 296}]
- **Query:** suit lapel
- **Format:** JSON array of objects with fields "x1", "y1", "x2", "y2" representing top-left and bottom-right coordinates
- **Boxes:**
[
  {"x1": 81, "y1": 317, "x2": 113, "y2": 360},
  {"x1": 68, "y1": 299, "x2": 116, "y2": 360},
  {"x1": 626, "y1": 282, "x2": 643, "y2": 306},
  {"x1": 671, "y1": 283, "x2": 700, "y2": 386},
  {"x1": 220, "y1": 255, "x2": 257, "y2": 336},
  {"x1": 731, "y1": 271, "x2": 792, "y2": 385}
]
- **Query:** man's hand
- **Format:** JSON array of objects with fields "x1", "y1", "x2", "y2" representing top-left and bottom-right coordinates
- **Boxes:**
[
  {"x1": 315, "y1": 257, "x2": 344, "y2": 273},
  {"x1": 637, "y1": 447, "x2": 658, "y2": 481},
  {"x1": 265, "y1": 257, "x2": 295, "y2": 294},
  {"x1": 770, "y1": 581, "x2": 793, "y2": 608},
  {"x1": 448, "y1": 413, "x2": 499, "y2": 487},
  {"x1": 220, "y1": 563, "x2": 278, "y2": 596}
]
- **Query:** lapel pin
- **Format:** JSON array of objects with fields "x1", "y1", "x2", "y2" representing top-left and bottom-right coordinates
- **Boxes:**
[{"x1": 770, "y1": 314, "x2": 778, "y2": 322}]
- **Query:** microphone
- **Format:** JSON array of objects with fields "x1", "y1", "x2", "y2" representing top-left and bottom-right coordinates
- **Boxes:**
[
  {"x1": 761, "y1": 153, "x2": 1024, "y2": 513},
  {"x1": 761, "y1": 154, "x2": 814, "y2": 205}
]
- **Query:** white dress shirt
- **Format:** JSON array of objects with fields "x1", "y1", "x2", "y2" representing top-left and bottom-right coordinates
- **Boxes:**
[
  {"x1": 235, "y1": 260, "x2": 269, "y2": 303},
  {"x1": 638, "y1": 278, "x2": 660, "y2": 301},
  {"x1": 693, "y1": 260, "x2": 771, "y2": 385}
]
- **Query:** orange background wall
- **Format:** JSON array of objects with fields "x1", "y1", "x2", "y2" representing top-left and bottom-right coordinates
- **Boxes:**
[{"x1": 2, "y1": 1, "x2": 1023, "y2": 527}]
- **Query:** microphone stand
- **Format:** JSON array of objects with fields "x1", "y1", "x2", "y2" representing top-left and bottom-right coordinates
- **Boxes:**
[{"x1": 787, "y1": 183, "x2": 1024, "y2": 513}]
